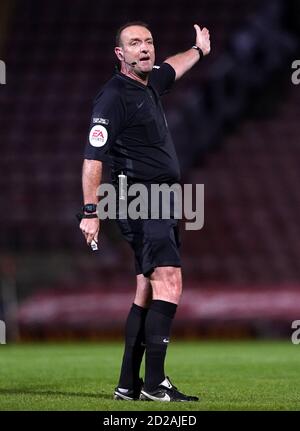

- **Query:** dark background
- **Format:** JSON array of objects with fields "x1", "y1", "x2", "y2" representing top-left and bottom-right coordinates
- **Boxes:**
[{"x1": 0, "y1": 0, "x2": 300, "y2": 341}]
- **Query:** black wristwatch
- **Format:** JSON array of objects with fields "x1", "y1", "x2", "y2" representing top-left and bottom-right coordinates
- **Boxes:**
[
  {"x1": 82, "y1": 203, "x2": 97, "y2": 213},
  {"x1": 192, "y1": 45, "x2": 204, "y2": 59}
]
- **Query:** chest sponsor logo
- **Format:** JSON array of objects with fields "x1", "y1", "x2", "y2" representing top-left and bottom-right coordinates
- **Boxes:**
[
  {"x1": 89, "y1": 125, "x2": 108, "y2": 147},
  {"x1": 93, "y1": 117, "x2": 109, "y2": 125}
]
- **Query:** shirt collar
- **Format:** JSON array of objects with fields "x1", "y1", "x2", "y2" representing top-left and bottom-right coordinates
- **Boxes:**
[{"x1": 116, "y1": 71, "x2": 151, "y2": 90}]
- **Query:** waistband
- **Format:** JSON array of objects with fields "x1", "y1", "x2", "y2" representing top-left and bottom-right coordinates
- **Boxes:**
[{"x1": 111, "y1": 172, "x2": 177, "y2": 187}]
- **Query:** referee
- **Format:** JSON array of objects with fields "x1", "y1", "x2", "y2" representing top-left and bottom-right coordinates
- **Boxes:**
[{"x1": 80, "y1": 22, "x2": 210, "y2": 402}]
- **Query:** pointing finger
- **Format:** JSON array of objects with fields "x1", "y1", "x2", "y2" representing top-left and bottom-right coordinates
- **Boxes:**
[{"x1": 87, "y1": 233, "x2": 94, "y2": 245}]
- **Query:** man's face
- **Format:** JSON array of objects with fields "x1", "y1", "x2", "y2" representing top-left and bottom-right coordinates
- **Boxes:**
[{"x1": 117, "y1": 25, "x2": 155, "y2": 74}]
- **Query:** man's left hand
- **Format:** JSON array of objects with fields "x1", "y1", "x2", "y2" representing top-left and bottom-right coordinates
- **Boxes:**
[{"x1": 194, "y1": 24, "x2": 211, "y2": 56}]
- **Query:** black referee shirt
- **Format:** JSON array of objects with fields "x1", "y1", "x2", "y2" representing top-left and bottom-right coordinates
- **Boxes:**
[{"x1": 84, "y1": 62, "x2": 181, "y2": 184}]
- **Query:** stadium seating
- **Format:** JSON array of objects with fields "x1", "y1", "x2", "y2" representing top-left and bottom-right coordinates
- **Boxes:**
[{"x1": 1, "y1": 0, "x2": 300, "y2": 333}]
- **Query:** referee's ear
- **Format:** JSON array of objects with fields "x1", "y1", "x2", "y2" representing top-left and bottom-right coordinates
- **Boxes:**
[{"x1": 115, "y1": 46, "x2": 124, "y2": 61}]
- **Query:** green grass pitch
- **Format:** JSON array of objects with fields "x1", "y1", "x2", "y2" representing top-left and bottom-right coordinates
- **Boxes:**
[{"x1": 0, "y1": 340, "x2": 300, "y2": 410}]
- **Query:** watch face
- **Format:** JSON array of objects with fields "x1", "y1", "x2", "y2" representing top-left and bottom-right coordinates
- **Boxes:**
[{"x1": 84, "y1": 204, "x2": 97, "y2": 213}]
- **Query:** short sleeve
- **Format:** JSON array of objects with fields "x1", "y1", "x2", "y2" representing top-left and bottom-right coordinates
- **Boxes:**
[
  {"x1": 149, "y1": 62, "x2": 176, "y2": 96},
  {"x1": 84, "y1": 89, "x2": 126, "y2": 162}
]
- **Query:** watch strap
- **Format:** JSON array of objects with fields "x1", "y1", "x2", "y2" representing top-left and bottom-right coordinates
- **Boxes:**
[
  {"x1": 192, "y1": 45, "x2": 204, "y2": 59},
  {"x1": 76, "y1": 213, "x2": 98, "y2": 222}
]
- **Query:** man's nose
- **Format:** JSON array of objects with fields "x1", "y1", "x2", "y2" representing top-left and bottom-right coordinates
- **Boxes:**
[{"x1": 140, "y1": 43, "x2": 149, "y2": 53}]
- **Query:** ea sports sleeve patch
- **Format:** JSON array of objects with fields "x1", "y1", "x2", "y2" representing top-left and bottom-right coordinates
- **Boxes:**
[{"x1": 89, "y1": 124, "x2": 108, "y2": 147}]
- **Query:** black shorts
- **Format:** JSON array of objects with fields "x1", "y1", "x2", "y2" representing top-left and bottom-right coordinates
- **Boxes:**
[
  {"x1": 116, "y1": 216, "x2": 181, "y2": 277},
  {"x1": 112, "y1": 176, "x2": 181, "y2": 276}
]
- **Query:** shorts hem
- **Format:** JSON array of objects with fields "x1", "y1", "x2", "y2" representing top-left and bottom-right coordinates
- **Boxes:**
[{"x1": 136, "y1": 261, "x2": 182, "y2": 277}]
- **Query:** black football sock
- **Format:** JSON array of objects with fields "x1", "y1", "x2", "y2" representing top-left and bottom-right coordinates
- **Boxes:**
[
  {"x1": 144, "y1": 300, "x2": 177, "y2": 392},
  {"x1": 118, "y1": 303, "x2": 148, "y2": 389}
]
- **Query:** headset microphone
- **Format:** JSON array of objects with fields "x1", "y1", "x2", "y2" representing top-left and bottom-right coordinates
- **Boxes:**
[
  {"x1": 121, "y1": 54, "x2": 137, "y2": 67},
  {"x1": 122, "y1": 56, "x2": 137, "y2": 67}
]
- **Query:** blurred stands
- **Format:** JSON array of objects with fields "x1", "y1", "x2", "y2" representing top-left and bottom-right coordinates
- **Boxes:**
[
  {"x1": 0, "y1": 0, "x2": 300, "y2": 338},
  {"x1": 183, "y1": 85, "x2": 300, "y2": 285},
  {"x1": 18, "y1": 284, "x2": 300, "y2": 340},
  {"x1": 0, "y1": 0, "x2": 262, "y2": 251}
]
